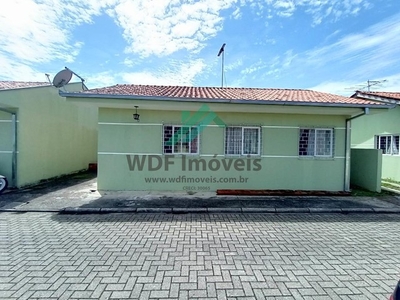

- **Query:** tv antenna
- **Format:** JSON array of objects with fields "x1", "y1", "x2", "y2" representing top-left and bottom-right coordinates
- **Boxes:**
[
  {"x1": 345, "y1": 79, "x2": 387, "y2": 93},
  {"x1": 52, "y1": 67, "x2": 88, "y2": 90},
  {"x1": 364, "y1": 79, "x2": 387, "y2": 92},
  {"x1": 45, "y1": 73, "x2": 52, "y2": 84},
  {"x1": 217, "y1": 43, "x2": 226, "y2": 88}
]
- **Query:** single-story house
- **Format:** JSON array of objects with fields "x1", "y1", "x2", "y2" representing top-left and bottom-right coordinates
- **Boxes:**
[
  {"x1": 60, "y1": 85, "x2": 391, "y2": 192},
  {"x1": 351, "y1": 91, "x2": 400, "y2": 181},
  {"x1": 0, "y1": 81, "x2": 98, "y2": 188}
]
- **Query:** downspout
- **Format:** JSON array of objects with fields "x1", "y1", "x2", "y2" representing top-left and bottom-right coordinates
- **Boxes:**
[
  {"x1": 344, "y1": 107, "x2": 369, "y2": 191},
  {"x1": 0, "y1": 108, "x2": 17, "y2": 187}
]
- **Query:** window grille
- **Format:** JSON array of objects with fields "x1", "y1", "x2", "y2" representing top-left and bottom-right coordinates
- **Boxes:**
[
  {"x1": 163, "y1": 125, "x2": 199, "y2": 154},
  {"x1": 376, "y1": 134, "x2": 400, "y2": 155},
  {"x1": 225, "y1": 126, "x2": 261, "y2": 156},
  {"x1": 299, "y1": 128, "x2": 333, "y2": 157}
]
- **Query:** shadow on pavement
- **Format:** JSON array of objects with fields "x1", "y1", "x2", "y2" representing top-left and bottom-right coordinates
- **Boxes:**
[
  {"x1": 77, "y1": 196, "x2": 376, "y2": 210},
  {"x1": 0, "y1": 171, "x2": 97, "y2": 210}
]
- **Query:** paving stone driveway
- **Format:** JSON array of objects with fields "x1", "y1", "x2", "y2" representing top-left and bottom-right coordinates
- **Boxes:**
[{"x1": 0, "y1": 212, "x2": 399, "y2": 300}]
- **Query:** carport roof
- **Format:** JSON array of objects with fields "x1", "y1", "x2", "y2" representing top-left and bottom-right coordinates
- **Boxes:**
[
  {"x1": 0, "y1": 81, "x2": 50, "y2": 90},
  {"x1": 64, "y1": 84, "x2": 388, "y2": 107}
]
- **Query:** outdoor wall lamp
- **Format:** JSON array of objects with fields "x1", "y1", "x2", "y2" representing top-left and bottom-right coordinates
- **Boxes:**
[{"x1": 133, "y1": 106, "x2": 140, "y2": 122}]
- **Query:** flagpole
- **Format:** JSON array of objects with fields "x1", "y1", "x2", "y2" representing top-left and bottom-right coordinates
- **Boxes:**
[
  {"x1": 217, "y1": 43, "x2": 226, "y2": 88},
  {"x1": 221, "y1": 50, "x2": 224, "y2": 88}
]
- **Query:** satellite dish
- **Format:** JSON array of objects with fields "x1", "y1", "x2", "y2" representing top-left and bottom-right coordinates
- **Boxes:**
[{"x1": 52, "y1": 69, "x2": 73, "y2": 88}]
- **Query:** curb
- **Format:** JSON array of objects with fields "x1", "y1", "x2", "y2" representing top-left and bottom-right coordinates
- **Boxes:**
[{"x1": 1, "y1": 207, "x2": 400, "y2": 214}]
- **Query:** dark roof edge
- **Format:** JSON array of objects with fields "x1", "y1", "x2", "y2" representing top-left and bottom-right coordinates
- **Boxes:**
[{"x1": 59, "y1": 91, "x2": 393, "y2": 109}]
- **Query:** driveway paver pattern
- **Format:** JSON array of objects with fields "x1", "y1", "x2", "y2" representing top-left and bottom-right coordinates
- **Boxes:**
[{"x1": 0, "y1": 212, "x2": 399, "y2": 299}]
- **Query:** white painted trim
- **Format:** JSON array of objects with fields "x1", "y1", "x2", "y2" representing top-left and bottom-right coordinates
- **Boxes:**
[
  {"x1": 261, "y1": 125, "x2": 299, "y2": 129},
  {"x1": 98, "y1": 152, "x2": 345, "y2": 159},
  {"x1": 261, "y1": 155, "x2": 345, "y2": 159},
  {"x1": 261, "y1": 155, "x2": 299, "y2": 158},
  {"x1": 0, "y1": 150, "x2": 13, "y2": 154},
  {"x1": 99, "y1": 152, "x2": 163, "y2": 155},
  {"x1": 98, "y1": 122, "x2": 162, "y2": 126}
]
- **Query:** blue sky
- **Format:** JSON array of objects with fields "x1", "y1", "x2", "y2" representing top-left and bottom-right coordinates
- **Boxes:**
[{"x1": 1, "y1": 0, "x2": 399, "y2": 95}]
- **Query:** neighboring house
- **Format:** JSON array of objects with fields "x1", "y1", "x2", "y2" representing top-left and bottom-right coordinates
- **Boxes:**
[
  {"x1": 351, "y1": 91, "x2": 400, "y2": 181},
  {"x1": 0, "y1": 81, "x2": 98, "y2": 188},
  {"x1": 60, "y1": 85, "x2": 390, "y2": 192}
]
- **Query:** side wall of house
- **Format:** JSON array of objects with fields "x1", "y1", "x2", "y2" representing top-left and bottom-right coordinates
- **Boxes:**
[
  {"x1": 98, "y1": 107, "x2": 347, "y2": 191},
  {"x1": 0, "y1": 110, "x2": 13, "y2": 184},
  {"x1": 0, "y1": 84, "x2": 98, "y2": 187},
  {"x1": 351, "y1": 106, "x2": 400, "y2": 181}
]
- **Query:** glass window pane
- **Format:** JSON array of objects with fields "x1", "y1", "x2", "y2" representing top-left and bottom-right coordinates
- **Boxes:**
[
  {"x1": 163, "y1": 125, "x2": 173, "y2": 154},
  {"x1": 315, "y1": 129, "x2": 332, "y2": 156},
  {"x1": 243, "y1": 128, "x2": 259, "y2": 155},
  {"x1": 379, "y1": 136, "x2": 388, "y2": 154},
  {"x1": 225, "y1": 127, "x2": 242, "y2": 155},
  {"x1": 190, "y1": 127, "x2": 199, "y2": 154},
  {"x1": 393, "y1": 135, "x2": 399, "y2": 155},
  {"x1": 299, "y1": 129, "x2": 315, "y2": 156}
]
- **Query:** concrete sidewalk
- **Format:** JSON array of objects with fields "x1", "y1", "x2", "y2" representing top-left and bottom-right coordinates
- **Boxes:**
[{"x1": 1, "y1": 171, "x2": 400, "y2": 214}]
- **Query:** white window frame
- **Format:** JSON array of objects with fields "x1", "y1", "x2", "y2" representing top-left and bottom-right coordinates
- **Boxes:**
[
  {"x1": 225, "y1": 126, "x2": 261, "y2": 156},
  {"x1": 163, "y1": 125, "x2": 199, "y2": 155},
  {"x1": 376, "y1": 134, "x2": 400, "y2": 155},
  {"x1": 299, "y1": 128, "x2": 334, "y2": 158}
]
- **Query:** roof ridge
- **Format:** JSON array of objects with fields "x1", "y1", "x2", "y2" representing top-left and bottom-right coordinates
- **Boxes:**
[{"x1": 98, "y1": 84, "x2": 315, "y2": 92}]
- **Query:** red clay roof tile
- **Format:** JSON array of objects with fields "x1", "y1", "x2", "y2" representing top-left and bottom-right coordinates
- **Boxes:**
[
  {"x1": 83, "y1": 84, "x2": 381, "y2": 106},
  {"x1": 0, "y1": 81, "x2": 50, "y2": 90}
]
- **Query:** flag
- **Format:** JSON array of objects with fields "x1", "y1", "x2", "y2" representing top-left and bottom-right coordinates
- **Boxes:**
[{"x1": 217, "y1": 43, "x2": 226, "y2": 56}]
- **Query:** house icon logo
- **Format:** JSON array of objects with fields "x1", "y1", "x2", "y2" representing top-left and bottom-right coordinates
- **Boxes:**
[{"x1": 165, "y1": 104, "x2": 226, "y2": 147}]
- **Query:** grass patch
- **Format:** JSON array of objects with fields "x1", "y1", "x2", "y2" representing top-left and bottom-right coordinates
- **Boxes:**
[
  {"x1": 351, "y1": 186, "x2": 396, "y2": 197},
  {"x1": 382, "y1": 178, "x2": 400, "y2": 184}
]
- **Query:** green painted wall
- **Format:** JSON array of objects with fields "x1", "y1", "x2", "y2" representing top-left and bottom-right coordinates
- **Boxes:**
[
  {"x1": 0, "y1": 111, "x2": 13, "y2": 182},
  {"x1": 0, "y1": 83, "x2": 98, "y2": 187},
  {"x1": 352, "y1": 106, "x2": 400, "y2": 181},
  {"x1": 98, "y1": 107, "x2": 347, "y2": 191},
  {"x1": 351, "y1": 149, "x2": 382, "y2": 192}
]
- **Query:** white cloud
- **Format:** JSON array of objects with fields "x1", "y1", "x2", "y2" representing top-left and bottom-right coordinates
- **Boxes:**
[
  {"x1": 259, "y1": 0, "x2": 371, "y2": 24},
  {"x1": 0, "y1": 56, "x2": 44, "y2": 81},
  {"x1": 309, "y1": 80, "x2": 360, "y2": 96},
  {"x1": 109, "y1": 0, "x2": 238, "y2": 58},
  {"x1": 123, "y1": 58, "x2": 137, "y2": 68},
  {"x1": 274, "y1": 0, "x2": 296, "y2": 17},
  {"x1": 241, "y1": 59, "x2": 270, "y2": 75},
  {"x1": 225, "y1": 59, "x2": 244, "y2": 72},
  {"x1": 305, "y1": 12, "x2": 400, "y2": 76},
  {"x1": 309, "y1": 73, "x2": 400, "y2": 96},
  {"x1": 379, "y1": 76, "x2": 400, "y2": 92},
  {"x1": 121, "y1": 59, "x2": 206, "y2": 86},
  {"x1": 86, "y1": 71, "x2": 119, "y2": 89},
  {"x1": 0, "y1": 0, "x2": 115, "y2": 80}
]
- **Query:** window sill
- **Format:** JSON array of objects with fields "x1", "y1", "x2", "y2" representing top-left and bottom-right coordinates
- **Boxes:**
[{"x1": 298, "y1": 156, "x2": 335, "y2": 160}]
